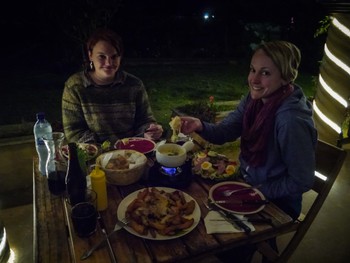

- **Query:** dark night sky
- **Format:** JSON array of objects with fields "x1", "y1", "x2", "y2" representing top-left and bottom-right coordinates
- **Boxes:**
[
  {"x1": 1, "y1": 0, "x2": 325, "y2": 35},
  {"x1": 1, "y1": 0, "x2": 327, "y2": 72},
  {"x1": 0, "y1": 0, "x2": 327, "y2": 32}
]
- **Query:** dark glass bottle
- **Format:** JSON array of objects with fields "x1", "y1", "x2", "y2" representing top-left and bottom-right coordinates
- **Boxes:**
[{"x1": 65, "y1": 143, "x2": 87, "y2": 206}]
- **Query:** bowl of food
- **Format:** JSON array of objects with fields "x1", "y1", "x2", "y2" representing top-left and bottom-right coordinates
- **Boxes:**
[
  {"x1": 95, "y1": 150, "x2": 147, "y2": 185},
  {"x1": 155, "y1": 141, "x2": 194, "y2": 167}
]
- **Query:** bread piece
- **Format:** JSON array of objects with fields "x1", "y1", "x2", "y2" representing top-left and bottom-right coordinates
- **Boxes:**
[
  {"x1": 106, "y1": 155, "x2": 129, "y2": 169},
  {"x1": 169, "y1": 116, "x2": 181, "y2": 142}
]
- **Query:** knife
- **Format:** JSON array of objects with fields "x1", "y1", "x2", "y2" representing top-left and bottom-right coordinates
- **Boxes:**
[
  {"x1": 213, "y1": 199, "x2": 269, "y2": 205},
  {"x1": 210, "y1": 218, "x2": 272, "y2": 224},
  {"x1": 81, "y1": 217, "x2": 128, "y2": 260},
  {"x1": 96, "y1": 214, "x2": 117, "y2": 263},
  {"x1": 220, "y1": 210, "x2": 252, "y2": 234},
  {"x1": 208, "y1": 199, "x2": 251, "y2": 234}
]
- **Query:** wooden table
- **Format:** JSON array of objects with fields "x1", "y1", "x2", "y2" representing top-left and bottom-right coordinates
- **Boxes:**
[{"x1": 33, "y1": 157, "x2": 293, "y2": 263}]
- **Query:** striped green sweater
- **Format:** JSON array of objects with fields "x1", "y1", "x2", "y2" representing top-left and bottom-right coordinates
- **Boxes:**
[{"x1": 62, "y1": 70, "x2": 157, "y2": 144}]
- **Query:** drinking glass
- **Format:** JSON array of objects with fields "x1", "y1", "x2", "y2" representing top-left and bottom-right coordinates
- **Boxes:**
[
  {"x1": 43, "y1": 132, "x2": 67, "y2": 195},
  {"x1": 70, "y1": 189, "x2": 97, "y2": 238}
]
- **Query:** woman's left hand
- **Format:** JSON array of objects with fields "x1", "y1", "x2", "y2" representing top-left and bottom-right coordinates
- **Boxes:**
[{"x1": 144, "y1": 123, "x2": 163, "y2": 141}]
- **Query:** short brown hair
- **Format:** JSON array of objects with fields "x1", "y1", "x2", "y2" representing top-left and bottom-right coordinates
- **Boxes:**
[
  {"x1": 86, "y1": 28, "x2": 124, "y2": 57},
  {"x1": 256, "y1": 41, "x2": 301, "y2": 83}
]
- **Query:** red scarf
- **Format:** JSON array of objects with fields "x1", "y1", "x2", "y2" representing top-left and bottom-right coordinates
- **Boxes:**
[{"x1": 241, "y1": 84, "x2": 294, "y2": 167}]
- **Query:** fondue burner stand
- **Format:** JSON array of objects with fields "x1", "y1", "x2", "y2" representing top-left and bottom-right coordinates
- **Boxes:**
[{"x1": 148, "y1": 159, "x2": 192, "y2": 188}]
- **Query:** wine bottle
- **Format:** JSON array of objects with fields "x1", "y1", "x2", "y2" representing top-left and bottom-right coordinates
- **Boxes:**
[{"x1": 66, "y1": 142, "x2": 87, "y2": 206}]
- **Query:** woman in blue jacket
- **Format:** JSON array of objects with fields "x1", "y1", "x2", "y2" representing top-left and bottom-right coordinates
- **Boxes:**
[{"x1": 181, "y1": 41, "x2": 318, "y2": 220}]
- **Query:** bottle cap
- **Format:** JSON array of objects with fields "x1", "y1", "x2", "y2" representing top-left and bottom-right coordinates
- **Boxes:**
[
  {"x1": 36, "y1": 112, "x2": 45, "y2": 120},
  {"x1": 90, "y1": 165, "x2": 105, "y2": 179}
]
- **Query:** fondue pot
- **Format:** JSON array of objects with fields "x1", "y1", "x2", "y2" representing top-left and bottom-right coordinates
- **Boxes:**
[{"x1": 155, "y1": 141, "x2": 194, "y2": 167}]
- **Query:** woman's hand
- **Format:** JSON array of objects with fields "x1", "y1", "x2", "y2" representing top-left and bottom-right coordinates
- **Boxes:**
[
  {"x1": 144, "y1": 123, "x2": 163, "y2": 141},
  {"x1": 180, "y1": 116, "x2": 203, "y2": 134}
]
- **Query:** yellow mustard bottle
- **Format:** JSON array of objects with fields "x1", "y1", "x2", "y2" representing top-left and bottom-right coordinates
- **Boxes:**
[{"x1": 89, "y1": 165, "x2": 108, "y2": 211}]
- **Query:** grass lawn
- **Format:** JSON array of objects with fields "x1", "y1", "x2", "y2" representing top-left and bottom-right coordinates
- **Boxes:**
[
  {"x1": 128, "y1": 63, "x2": 316, "y2": 127},
  {"x1": 0, "y1": 63, "x2": 317, "y2": 131}
]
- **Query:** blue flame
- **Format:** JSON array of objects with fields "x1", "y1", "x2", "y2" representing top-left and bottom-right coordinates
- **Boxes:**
[{"x1": 161, "y1": 167, "x2": 178, "y2": 176}]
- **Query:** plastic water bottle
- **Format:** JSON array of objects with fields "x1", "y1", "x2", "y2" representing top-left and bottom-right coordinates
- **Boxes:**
[{"x1": 33, "y1": 112, "x2": 53, "y2": 176}]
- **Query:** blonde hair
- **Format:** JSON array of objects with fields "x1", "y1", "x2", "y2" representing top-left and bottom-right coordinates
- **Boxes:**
[{"x1": 256, "y1": 41, "x2": 301, "y2": 83}]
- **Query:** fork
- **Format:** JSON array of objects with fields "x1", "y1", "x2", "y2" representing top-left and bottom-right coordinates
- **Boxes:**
[
  {"x1": 81, "y1": 217, "x2": 129, "y2": 260},
  {"x1": 222, "y1": 184, "x2": 262, "y2": 197}
]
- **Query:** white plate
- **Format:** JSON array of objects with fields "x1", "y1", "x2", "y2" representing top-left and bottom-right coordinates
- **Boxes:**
[
  {"x1": 114, "y1": 137, "x2": 156, "y2": 154},
  {"x1": 192, "y1": 151, "x2": 238, "y2": 181},
  {"x1": 117, "y1": 187, "x2": 201, "y2": 240},
  {"x1": 209, "y1": 181, "x2": 266, "y2": 215}
]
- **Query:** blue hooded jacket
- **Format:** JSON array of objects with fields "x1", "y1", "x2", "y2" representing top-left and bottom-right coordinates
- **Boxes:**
[{"x1": 199, "y1": 85, "x2": 318, "y2": 218}]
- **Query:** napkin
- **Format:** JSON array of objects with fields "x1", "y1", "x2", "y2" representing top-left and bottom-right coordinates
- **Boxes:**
[{"x1": 204, "y1": 211, "x2": 255, "y2": 234}]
